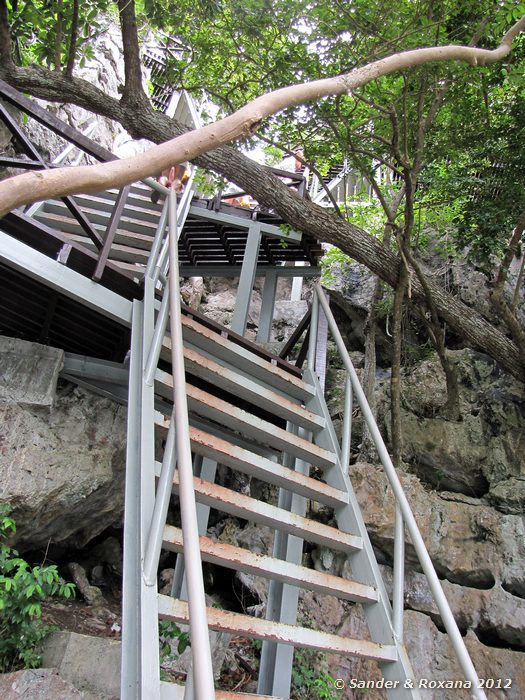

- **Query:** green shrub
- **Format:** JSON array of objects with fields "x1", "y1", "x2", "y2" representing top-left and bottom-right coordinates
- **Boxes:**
[
  {"x1": 0, "y1": 503, "x2": 75, "y2": 672},
  {"x1": 291, "y1": 648, "x2": 339, "y2": 699}
]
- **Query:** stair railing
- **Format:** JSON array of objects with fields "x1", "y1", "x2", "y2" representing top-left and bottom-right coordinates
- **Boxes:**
[
  {"x1": 309, "y1": 284, "x2": 487, "y2": 700},
  {"x1": 140, "y1": 187, "x2": 215, "y2": 698},
  {"x1": 0, "y1": 80, "x2": 200, "y2": 284}
]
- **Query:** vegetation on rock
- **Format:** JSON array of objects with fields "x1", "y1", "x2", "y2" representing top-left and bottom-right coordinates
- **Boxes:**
[{"x1": 0, "y1": 503, "x2": 75, "y2": 672}]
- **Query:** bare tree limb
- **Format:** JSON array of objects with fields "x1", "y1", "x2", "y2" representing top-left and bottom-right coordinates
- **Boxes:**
[
  {"x1": 117, "y1": 0, "x2": 149, "y2": 108},
  {"x1": 65, "y1": 0, "x2": 80, "y2": 77},
  {"x1": 0, "y1": 0, "x2": 14, "y2": 70},
  {"x1": 0, "y1": 16, "x2": 523, "y2": 216}
]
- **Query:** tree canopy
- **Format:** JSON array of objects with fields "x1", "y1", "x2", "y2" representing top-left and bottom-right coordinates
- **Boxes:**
[{"x1": 0, "y1": 0, "x2": 525, "y2": 386}]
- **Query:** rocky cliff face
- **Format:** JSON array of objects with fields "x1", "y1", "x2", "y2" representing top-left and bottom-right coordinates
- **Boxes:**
[
  {"x1": 316, "y1": 261, "x2": 525, "y2": 697},
  {"x1": 1, "y1": 271, "x2": 524, "y2": 697},
  {"x1": 0, "y1": 338, "x2": 126, "y2": 552}
]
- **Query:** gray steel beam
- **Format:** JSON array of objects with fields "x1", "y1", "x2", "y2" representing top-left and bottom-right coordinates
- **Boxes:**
[
  {"x1": 188, "y1": 205, "x2": 302, "y2": 240},
  {"x1": 256, "y1": 269, "x2": 277, "y2": 343},
  {"x1": 121, "y1": 302, "x2": 144, "y2": 700},
  {"x1": 257, "y1": 426, "x2": 310, "y2": 699},
  {"x1": 179, "y1": 265, "x2": 320, "y2": 279},
  {"x1": 0, "y1": 231, "x2": 132, "y2": 325},
  {"x1": 139, "y1": 284, "x2": 162, "y2": 698},
  {"x1": 230, "y1": 223, "x2": 261, "y2": 336}
]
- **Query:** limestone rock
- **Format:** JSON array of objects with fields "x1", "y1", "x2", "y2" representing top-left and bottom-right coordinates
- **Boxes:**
[
  {"x1": 399, "y1": 412, "x2": 489, "y2": 496},
  {"x1": 350, "y1": 462, "x2": 523, "y2": 589},
  {"x1": 0, "y1": 386, "x2": 126, "y2": 551},
  {"x1": 199, "y1": 287, "x2": 238, "y2": 327},
  {"x1": 379, "y1": 565, "x2": 525, "y2": 649},
  {"x1": 405, "y1": 610, "x2": 525, "y2": 700},
  {"x1": 0, "y1": 338, "x2": 63, "y2": 407},
  {"x1": 66, "y1": 563, "x2": 106, "y2": 608},
  {"x1": 489, "y1": 477, "x2": 525, "y2": 514},
  {"x1": 398, "y1": 350, "x2": 525, "y2": 498},
  {"x1": 271, "y1": 299, "x2": 308, "y2": 341},
  {"x1": 0, "y1": 668, "x2": 106, "y2": 700}
]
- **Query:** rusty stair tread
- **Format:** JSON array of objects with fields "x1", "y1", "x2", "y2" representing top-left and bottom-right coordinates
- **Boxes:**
[
  {"x1": 159, "y1": 682, "x2": 284, "y2": 699},
  {"x1": 156, "y1": 386, "x2": 337, "y2": 470},
  {"x1": 162, "y1": 525, "x2": 376, "y2": 603},
  {"x1": 155, "y1": 348, "x2": 325, "y2": 433},
  {"x1": 34, "y1": 202, "x2": 156, "y2": 241},
  {"x1": 169, "y1": 315, "x2": 314, "y2": 401},
  {"x1": 185, "y1": 427, "x2": 348, "y2": 507},
  {"x1": 156, "y1": 466, "x2": 360, "y2": 552},
  {"x1": 37, "y1": 203, "x2": 158, "y2": 238},
  {"x1": 158, "y1": 596, "x2": 396, "y2": 662}
]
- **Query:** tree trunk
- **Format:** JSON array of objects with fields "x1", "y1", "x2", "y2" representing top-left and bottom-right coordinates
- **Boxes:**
[{"x1": 0, "y1": 69, "x2": 523, "y2": 380}]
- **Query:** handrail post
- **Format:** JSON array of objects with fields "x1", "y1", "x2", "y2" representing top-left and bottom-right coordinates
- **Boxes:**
[
  {"x1": 142, "y1": 419, "x2": 176, "y2": 586},
  {"x1": 145, "y1": 196, "x2": 170, "y2": 280},
  {"x1": 392, "y1": 504, "x2": 405, "y2": 642},
  {"x1": 307, "y1": 291, "x2": 319, "y2": 372},
  {"x1": 166, "y1": 188, "x2": 215, "y2": 699},
  {"x1": 144, "y1": 287, "x2": 170, "y2": 386},
  {"x1": 341, "y1": 373, "x2": 352, "y2": 470}
]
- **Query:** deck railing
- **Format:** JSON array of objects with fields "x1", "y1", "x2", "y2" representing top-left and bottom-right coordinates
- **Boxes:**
[{"x1": 0, "y1": 79, "x2": 199, "y2": 284}]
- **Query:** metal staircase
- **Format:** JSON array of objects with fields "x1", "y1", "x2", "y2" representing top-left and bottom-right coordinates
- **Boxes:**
[
  {"x1": 0, "y1": 80, "x2": 487, "y2": 700},
  {"x1": 118, "y1": 190, "x2": 487, "y2": 700}
]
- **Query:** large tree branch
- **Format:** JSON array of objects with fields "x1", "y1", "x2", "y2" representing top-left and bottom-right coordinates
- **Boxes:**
[
  {"x1": 0, "y1": 19, "x2": 524, "y2": 379},
  {"x1": 0, "y1": 18, "x2": 523, "y2": 214}
]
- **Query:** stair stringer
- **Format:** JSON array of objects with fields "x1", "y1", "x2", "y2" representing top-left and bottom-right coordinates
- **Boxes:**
[
  {"x1": 303, "y1": 368, "x2": 420, "y2": 698},
  {"x1": 121, "y1": 299, "x2": 161, "y2": 700}
]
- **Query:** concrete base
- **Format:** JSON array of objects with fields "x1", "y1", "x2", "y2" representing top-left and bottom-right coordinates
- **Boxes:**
[
  {"x1": 0, "y1": 337, "x2": 63, "y2": 406},
  {"x1": 41, "y1": 631, "x2": 120, "y2": 699}
]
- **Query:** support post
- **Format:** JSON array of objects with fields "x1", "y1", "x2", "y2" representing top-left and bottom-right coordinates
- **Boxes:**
[
  {"x1": 231, "y1": 223, "x2": 261, "y2": 335},
  {"x1": 340, "y1": 373, "x2": 352, "y2": 471},
  {"x1": 290, "y1": 261, "x2": 305, "y2": 302},
  {"x1": 257, "y1": 427, "x2": 310, "y2": 699},
  {"x1": 120, "y1": 302, "x2": 143, "y2": 700},
  {"x1": 392, "y1": 505, "x2": 405, "y2": 642},
  {"x1": 257, "y1": 269, "x2": 278, "y2": 343}
]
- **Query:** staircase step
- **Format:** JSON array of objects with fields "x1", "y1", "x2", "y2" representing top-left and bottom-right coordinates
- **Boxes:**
[
  {"x1": 173, "y1": 315, "x2": 314, "y2": 401},
  {"x1": 38, "y1": 200, "x2": 159, "y2": 238},
  {"x1": 33, "y1": 209, "x2": 139, "y2": 244},
  {"x1": 156, "y1": 348, "x2": 324, "y2": 432},
  {"x1": 160, "y1": 682, "x2": 284, "y2": 699},
  {"x1": 160, "y1": 468, "x2": 361, "y2": 552},
  {"x1": 71, "y1": 191, "x2": 162, "y2": 223},
  {"x1": 187, "y1": 427, "x2": 348, "y2": 508},
  {"x1": 156, "y1": 388, "x2": 337, "y2": 469},
  {"x1": 158, "y1": 596, "x2": 396, "y2": 663},
  {"x1": 57, "y1": 232, "x2": 151, "y2": 265},
  {"x1": 163, "y1": 525, "x2": 376, "y2": 603}
]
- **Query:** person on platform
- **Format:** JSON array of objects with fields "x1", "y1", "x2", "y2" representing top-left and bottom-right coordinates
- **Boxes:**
[{"x1": 151, "y1": 163, "x2": 191, "y2": 203}]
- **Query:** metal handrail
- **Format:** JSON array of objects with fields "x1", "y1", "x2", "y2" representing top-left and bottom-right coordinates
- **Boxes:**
[
  {"x1": 310, "y1": 284, "x2": 487, "y2": 700},
  {"x1": 142, "y1": 188, "x2": 214, "y2": 698}
]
